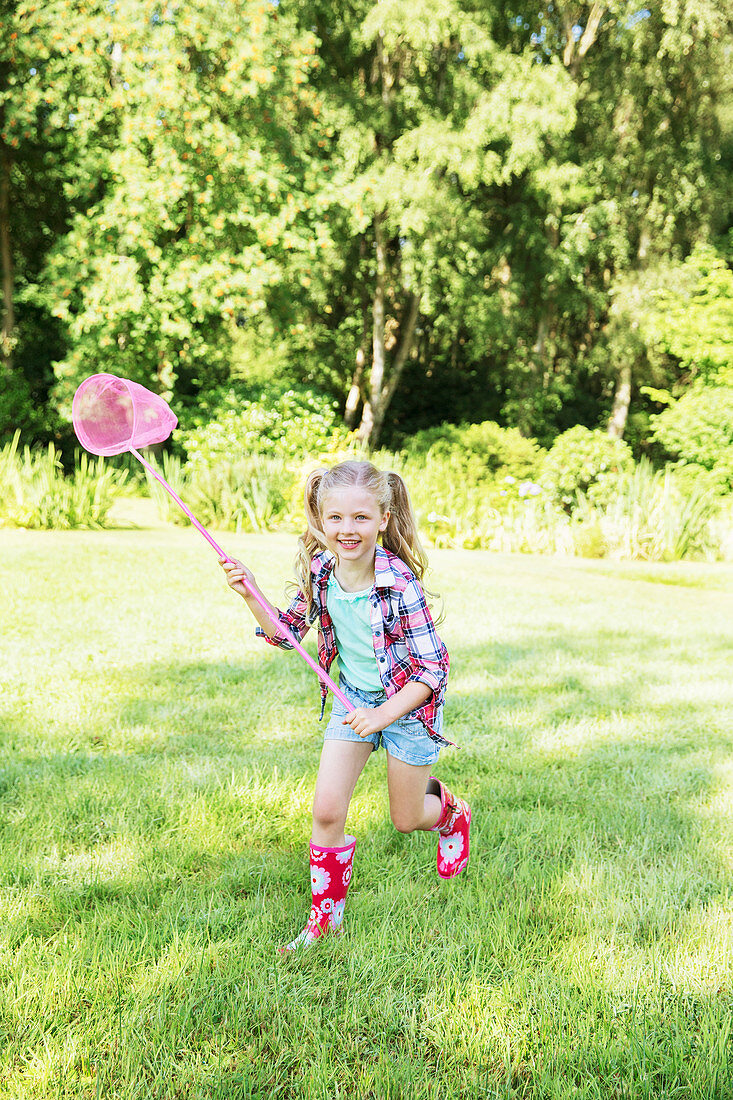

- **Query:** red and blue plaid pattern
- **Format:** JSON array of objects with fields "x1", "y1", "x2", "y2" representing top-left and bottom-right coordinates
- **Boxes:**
[{"x1": 256, "y1": 545, "x2": 450, "y2": 744}]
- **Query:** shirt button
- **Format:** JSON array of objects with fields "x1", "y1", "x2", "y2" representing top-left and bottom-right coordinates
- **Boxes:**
[{"x1": 379, "y1": 657, "x2": 386, "y2": 663}]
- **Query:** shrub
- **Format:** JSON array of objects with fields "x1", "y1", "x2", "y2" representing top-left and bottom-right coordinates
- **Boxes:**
[
  {"x1": 142, "y1": 452, "x2": 191, "y2": 526},
  {"x1": 572, "y1": 460, "x2": 721, "y2": 561},
  {"x1": 143, "y1": 450, "x2": 293, "y2": 533},
  {"x1": 405, "y1": 420, "x2": 543, "y2": 481},
  {"x1": 178, "y1": 388, "x2": 352, "y2": 469},
  {"x1": 541, "y1": 426, "x2": 635, "y2": 510},
  {"x1": 650, "y1": 387, "x2": 733, "y2": 493}
]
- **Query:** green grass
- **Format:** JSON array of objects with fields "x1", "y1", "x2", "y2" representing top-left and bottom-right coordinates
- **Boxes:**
[{"x1": 1, "y1": 528, "x2": 732, "y2": 1098}]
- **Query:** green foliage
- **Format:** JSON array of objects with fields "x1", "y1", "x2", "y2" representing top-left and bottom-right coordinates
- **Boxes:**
[
  {"x1": 187, "y1": 457, "x2": 293, "y2": 533},
  {"x1": 0, "y1": 432, "x2": 127, "y2": 529},
  {"x1": 31, "y1": 0, "x2": 330, "y2": 419},
  {"x1": 178, "y1": 388, "x2": 352, "y2": 468},
  {"x1": 639, "y1": 243, "x2": 733, "y2": 386},
  {"x1": 541, "y1": 426, "x2": 635, "y2": 510},
  {"x1": 572, "y1": 460, "x2": 722, "y2": 563},
  {"x1": 2, "y1": 0, "x2": 731, "y2": 452},
  {"x1": 650, "y1": 387, "x2": 733, "y2": 493},
  {"x1": 374, "y1": 437, "x2": 725, "y2": 560},
  {"x1": 143, "y1": 448, "x2": 294, "y2": 533},
  {"x1": 405, "y1": 420, "x2": 544, "y2": 481},
  {"x1": 142, "y1": 451, "x2": 190, "y2": 526}
]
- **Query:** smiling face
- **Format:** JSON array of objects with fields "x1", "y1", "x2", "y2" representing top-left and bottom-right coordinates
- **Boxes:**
[{"x1": 320, "y1": 486, "x2": 390, "y2": 569}]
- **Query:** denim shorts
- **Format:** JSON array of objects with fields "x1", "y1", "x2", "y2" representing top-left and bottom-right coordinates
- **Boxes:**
[{"x1": 324, "y1": 675, "x2": 442, "y2": 767}]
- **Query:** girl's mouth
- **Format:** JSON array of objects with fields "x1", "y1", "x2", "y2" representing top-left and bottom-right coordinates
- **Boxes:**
[{"x1": 338, "y1": 539, "x2": 360, "y2": 549}]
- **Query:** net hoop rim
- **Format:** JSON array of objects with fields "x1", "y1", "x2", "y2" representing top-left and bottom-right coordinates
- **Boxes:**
[{"x1": 72, "y1": 372, "x2": 162, "y2": 456}]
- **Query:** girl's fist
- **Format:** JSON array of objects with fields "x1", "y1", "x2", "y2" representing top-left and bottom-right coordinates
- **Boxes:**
[{"x1": 219, "y1": 557, "x2": 256, "y2": 597}]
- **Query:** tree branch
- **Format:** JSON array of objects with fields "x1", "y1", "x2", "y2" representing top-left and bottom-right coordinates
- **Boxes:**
[{"x1": 578, "y1": 2, "x2": 606, "y2": 59}]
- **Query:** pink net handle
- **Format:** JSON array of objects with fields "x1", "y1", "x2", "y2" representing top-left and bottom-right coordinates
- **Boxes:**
[
  {"x1": 132, "y1": 448, "x2": 352, "y2": 711},
  {"x1": 71, "y1": 373, "x2": 351, "y2": 711}
]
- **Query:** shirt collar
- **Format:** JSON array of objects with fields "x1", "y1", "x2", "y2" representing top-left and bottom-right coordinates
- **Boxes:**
[{"x1": 313, "y1": 545, "x2": 395, "y2": 590}]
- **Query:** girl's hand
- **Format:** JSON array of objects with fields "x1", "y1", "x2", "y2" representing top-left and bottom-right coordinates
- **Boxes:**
[
  {"x1": 219, "y1": 557, "x2": 256, "y2": 598},
  {"x1": 342, "y1": 706, "x2": 388, "y2": 738}
]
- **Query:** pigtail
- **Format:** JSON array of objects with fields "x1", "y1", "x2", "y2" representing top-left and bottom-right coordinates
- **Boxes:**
[
  {"x1": 382, "y1": 472, "x2": 428, "y2": 580},
  {"x1": 382, "y1": 471, "x2": 443, "y2": 622},
  {"x1": 292, "y1": 468, "x2": 329, "y2": 619}
]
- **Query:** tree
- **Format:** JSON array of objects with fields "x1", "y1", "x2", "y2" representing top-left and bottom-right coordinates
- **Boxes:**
[
  {"x1": 0, "y1": 0, "x2": 74, "y2": 442},
  {"x1": 40, "y1": 0, "x2": 334, "y2": 427},
  {"x1": 286, "y1": 0, "x2": 576, "y2": 447}
]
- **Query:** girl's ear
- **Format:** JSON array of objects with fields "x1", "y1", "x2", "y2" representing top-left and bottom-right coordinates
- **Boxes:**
[{"x1": 379, "y1": 510, "x2": 390, "y2": 532}]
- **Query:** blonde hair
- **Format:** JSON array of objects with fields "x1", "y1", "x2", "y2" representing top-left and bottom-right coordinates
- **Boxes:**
[{"x1": 294, "y1": 460, "x2": 433, "y2": 618}]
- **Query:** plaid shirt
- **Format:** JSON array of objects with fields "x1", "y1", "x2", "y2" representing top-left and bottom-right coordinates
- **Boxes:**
[{"x1": 256, "y1": 545, "x2": 450, "y2": 744}]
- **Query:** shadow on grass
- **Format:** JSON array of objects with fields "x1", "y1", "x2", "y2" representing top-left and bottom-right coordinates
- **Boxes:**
[{"x1": 1, "y1": 619, "x2": 730, "y2": 905}]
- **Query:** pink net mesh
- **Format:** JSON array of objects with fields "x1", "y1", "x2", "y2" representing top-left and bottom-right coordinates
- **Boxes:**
[{"x1": 72, "y1": 373, "x2": 178, "y2": 456}]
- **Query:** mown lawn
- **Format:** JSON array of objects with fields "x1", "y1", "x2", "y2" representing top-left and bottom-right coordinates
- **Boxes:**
[{"x1": 1, "y1": 526, "x2": 732, "y2": 1099}]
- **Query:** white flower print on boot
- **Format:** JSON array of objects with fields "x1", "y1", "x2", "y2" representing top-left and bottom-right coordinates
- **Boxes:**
[
  {"x1": 310, "y1": 866, "x2": 331, "y2": 896},
  {"x1": 438, "y1": 831, "x2": 464, "y2": 867}
]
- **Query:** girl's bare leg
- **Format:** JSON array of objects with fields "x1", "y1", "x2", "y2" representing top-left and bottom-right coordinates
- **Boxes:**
[
  {"x1": 385, "y1": 755, "x2": 442, "y2": 833},
  {"x1": 311, "y1": 739, "x2": 374, "y2": 847}
]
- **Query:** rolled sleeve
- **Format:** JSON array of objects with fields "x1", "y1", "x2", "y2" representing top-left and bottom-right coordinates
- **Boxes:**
[
  {"x1": 255, "y1": 591, "x2": 311, "y2": 651},
  {"x1": 408, "y1": 662, "x2": 444, "y2": 695}
]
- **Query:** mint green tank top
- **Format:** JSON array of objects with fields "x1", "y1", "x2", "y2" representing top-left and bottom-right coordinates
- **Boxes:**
[{"x1": 326, "y1": 571, "x2": 383, "y2": 692}]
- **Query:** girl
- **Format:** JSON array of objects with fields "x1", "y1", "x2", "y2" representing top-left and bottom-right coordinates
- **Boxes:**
[{"x1": 221, "y1": 460, "x2": 471, "y2": 952}]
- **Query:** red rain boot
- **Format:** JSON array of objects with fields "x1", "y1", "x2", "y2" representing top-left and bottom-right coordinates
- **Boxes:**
[
  {"x1": 279, "y1": 835, "x2": 356, "y2": 952},
  {"x1": 429, "y1": 778, "x2": 471, "y2": 878}
]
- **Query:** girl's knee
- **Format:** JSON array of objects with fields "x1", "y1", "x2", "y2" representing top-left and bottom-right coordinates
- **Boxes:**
[
  {"x1": 390, "y1": 810, "x2": 420, "y2": 834},
  {"x1": 312, "y1": 792, "x2": 347, "y2": 832}
]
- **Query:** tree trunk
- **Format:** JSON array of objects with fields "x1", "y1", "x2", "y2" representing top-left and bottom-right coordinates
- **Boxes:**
[
  {"x1": 356, "y1": 215, "x2": 422, "y2": 448},
  {"x1": 357, "y1": 212, "x2": 387, "y2": 445},
  {"x1": 560, "y1": 2, "x2": 606, "y2": 77},
  {"x1": 359, "y1": 291, "x2": 421, "y2": 448},
  {"x1": 0, "y1": 145, "x2": 14, "y2": 371},
  {"x1": 344, "y1": 346, "x2": 365, "y2": 429},
  {"x1": 381, "y1": 291, "x2": 420, "y2": 411},
  {"x1": 344, "y1": 237, "x2": 370, "y2": 429},
  {"x1": 607, "y1": 358, "x2": 632, "y2": 439}
]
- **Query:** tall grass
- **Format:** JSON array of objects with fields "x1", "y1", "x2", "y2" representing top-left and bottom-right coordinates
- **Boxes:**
[
  {"x1": 380, "y1": 451, "x2": 725, "y2": 561},
  {"x1": 573, "y1": 461, "x2": 721, "y2": 561},
  {"x1": 5, "y1": 431, "x2": 729, "y2": 560},
  {"x1": 144, "y1": 453, "x2": 293, "y2": 533},
  {"x1": 0, "y1": 431, "x2": 128, "y2": 530}
]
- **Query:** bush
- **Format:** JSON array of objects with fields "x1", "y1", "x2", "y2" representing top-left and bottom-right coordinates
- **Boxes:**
[
  {"x1": 405, "y1": 420, "x2": 543, "y2": 482},
  {"x1": 0, "y1": 432, "x2": 127, "y2": 529},
  {"x1": 143, "y1": 451, "x2": 293, "y2": 533},
  {"x1": 178, "y1": 388, "x2": 352, "y2": 469},
  {"x1": 650, "y1": 387, "x2": 733, "y2": 493},
  {"x1": 541, "y1": 426, "x2": 635, "y2": 510}
]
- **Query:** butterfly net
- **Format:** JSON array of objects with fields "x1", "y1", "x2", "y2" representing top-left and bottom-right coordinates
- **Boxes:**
[{"x1": 72, "y1": 373, "x2": 178, "y2": 456}]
